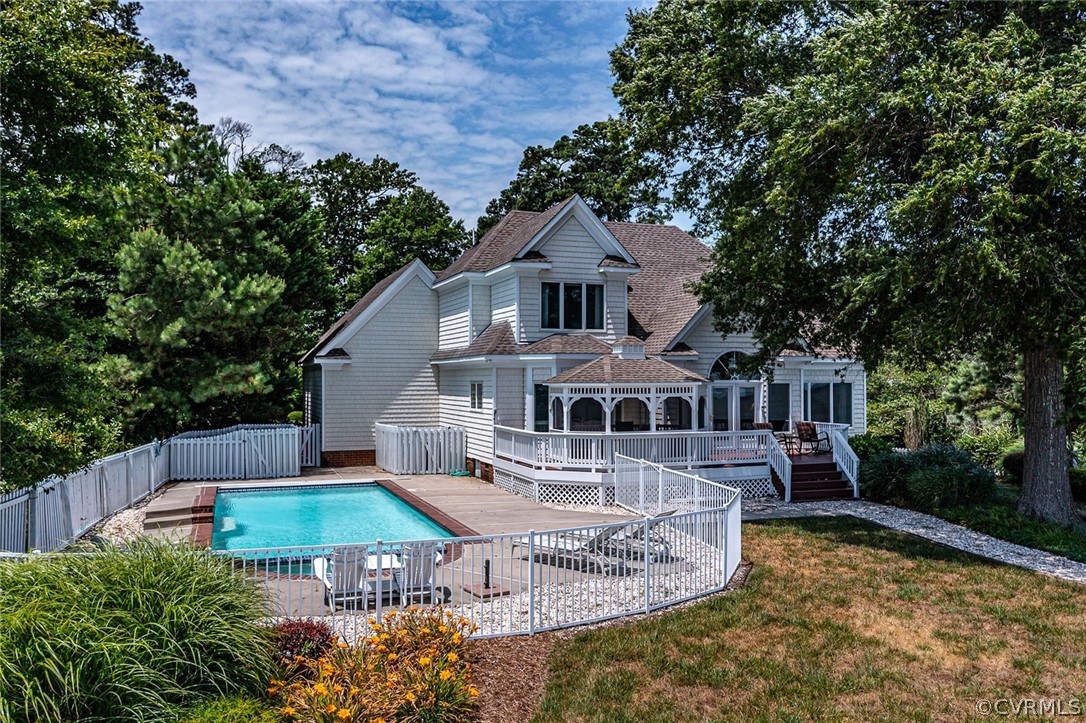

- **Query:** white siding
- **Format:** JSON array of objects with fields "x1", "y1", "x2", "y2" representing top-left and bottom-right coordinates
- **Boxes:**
[
  {"x1": 438, "y1": 284, "x2": 470, "y2": 349},
  {"x1": 302, "y1": 366, "x2": 322, "y2": 426},
  {"x1": 681, "y1": 311, "x2": 761, "y2": 378},
  {"x1": 519, "y1": 216, "x2": 626, "y2": 342},
  {"x1": 491, "y1": 276, "x2": 517, "y2": 332},
  {"x1": 471, "y1": 283, "x2": 490, "y2": 340},
  {"x1": 322, "y1": 275, "x2": 439, "y2": 451},
  {"x1": 494, "y1": 367, "x2": 524, "y2": 429},
  {"x1": 438, "y1": 365, "x2": 493, "y2": 461}
]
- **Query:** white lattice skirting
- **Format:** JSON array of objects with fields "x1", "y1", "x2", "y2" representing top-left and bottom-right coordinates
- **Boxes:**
[
  {"x1": 494, "y1": 469, "x2": 616, "y2": 506},
  {"x1": 729, "y1": 476, "x2": 778, "y2": 499}
]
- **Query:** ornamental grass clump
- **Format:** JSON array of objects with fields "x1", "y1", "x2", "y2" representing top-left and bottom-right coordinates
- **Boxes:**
[
  {"x1": 276, "y1": 607, "x2": 478, "y2": 722},
  {"x1": 0, "y1": 538, "x2": 274, "y2": 723}
]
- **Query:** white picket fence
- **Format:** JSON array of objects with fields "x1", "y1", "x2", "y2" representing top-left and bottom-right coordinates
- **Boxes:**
[
  {"x1": 1, "y1": 423, "x2": 321, "y2": 553},
  {"x1": 375, "y1": 423, "x2": 466, "y2": 475}
]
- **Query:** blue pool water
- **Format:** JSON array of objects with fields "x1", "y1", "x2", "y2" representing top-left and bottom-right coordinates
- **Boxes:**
[{"x1": 211, "y1": 483, "x2": 454, "y2": 551}]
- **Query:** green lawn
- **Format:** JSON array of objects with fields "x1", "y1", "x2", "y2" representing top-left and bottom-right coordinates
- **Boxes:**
[
  {"x1": 934, "y1": 483, "x2": 1086, "y2": 562},
  {"x1": 534, "y1": 517, "x2": 1086, "y2": 722}
]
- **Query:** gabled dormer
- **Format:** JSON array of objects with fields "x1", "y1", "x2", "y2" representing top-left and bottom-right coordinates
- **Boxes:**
[{"x1": 432, "y1": 196, "x2": 639, "y2": 350}]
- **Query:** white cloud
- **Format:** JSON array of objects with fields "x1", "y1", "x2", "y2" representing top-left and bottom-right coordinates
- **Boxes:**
[{"x1": 137, "y1": 0, "x2": 630, "y2": 225}]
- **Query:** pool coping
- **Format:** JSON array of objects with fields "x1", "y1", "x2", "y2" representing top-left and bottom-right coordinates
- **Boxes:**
[{"x1": 197, "y1": 477, "x2": 479, "y2": 548}]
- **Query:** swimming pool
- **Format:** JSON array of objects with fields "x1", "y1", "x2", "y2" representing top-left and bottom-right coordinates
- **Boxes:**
[{"x1": 211, "y1": 482, "x2": 455, "y2": 551}]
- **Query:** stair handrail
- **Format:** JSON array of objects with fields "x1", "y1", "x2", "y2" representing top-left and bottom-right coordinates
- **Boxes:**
[
  {"x1": 766, "y1": 433, "x2": 793, "y2": 502},
  {"x1": 831, "y1": 429, "x2": 860, "y2": 498}
]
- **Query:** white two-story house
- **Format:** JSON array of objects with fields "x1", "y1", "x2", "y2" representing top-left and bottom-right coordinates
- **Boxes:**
[{"x1": 301, "y1": 196, "x2": 865, "y2": 501}]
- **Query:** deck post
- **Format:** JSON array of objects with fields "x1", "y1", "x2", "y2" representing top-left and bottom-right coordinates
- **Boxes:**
[{"x1": 643, "y1": 517, "x2": 651, "y2": 612}]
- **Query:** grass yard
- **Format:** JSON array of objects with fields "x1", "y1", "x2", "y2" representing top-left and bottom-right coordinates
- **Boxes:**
[
  {"x1": 935, "y1": 483, "x2": 1086, "y2": 563},
  {"x1": 534, "y1": 517, "x2": 1086, "y2": 723}
]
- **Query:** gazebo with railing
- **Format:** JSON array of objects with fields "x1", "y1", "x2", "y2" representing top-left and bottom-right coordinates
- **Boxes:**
[{"x1": 545, "y1": 337, "x2": 708, "y2": 433}]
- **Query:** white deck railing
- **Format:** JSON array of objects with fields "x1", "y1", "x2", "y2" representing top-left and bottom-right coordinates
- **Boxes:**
[
  {"x1": 494, "y1": 426, "x2": 770, "y2": 473},
  {"x1": 219, "y1": 489, "x2": 741, "y2": 638},
  {"x1": 832, "y1": 429, "x2": 860, "y2": 497},
  {"x1": 766, "y1": 435, "x2": 793, "y2": 501}
]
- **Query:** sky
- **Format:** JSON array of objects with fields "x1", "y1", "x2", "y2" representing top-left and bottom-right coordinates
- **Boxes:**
[{"x1": 138, "y1": 1, "x2": 645, "y2": 227}]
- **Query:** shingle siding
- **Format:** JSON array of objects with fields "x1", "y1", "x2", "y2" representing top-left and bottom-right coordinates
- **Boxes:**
[
  {"x1": 494, "y1": 368, "x2": 524, "y2": 429},
  {"x1": 491, "y1": 276, "x2": 517, "y2": 333},
  {"x1": 438, "y1": 284, "x2": 470, "y2": 349},
  {"x1": 438, "y1": 365, "x2": 493, "y2": 461},
  {"x1": 470, "y1": 283, "x2": 490, "y2": 341},
  {"x1": 322, "y1": 274, "x2": 439, "y2": 451}
]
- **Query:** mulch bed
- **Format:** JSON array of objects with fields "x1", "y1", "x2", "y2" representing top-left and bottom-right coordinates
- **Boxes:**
[
  {"x1": 465, "y1": 561, "x2": 754, "y2": 722},
  {"x1": 468, "y1": 632, "x2": 558, "y2": 723}
]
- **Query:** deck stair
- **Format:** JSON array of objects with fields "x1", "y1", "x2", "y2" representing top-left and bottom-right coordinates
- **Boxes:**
[
  {"x1": 772, "y1": 455, "x2": 856, "y2": 502},
  {"x1": 142, "y1": 487, "x2": 217, "y2": 532}
]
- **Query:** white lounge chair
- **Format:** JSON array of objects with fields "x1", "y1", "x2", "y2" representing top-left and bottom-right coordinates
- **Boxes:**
[{"x1": 313, "y1": 547, "x2": 400, "y2": 611}]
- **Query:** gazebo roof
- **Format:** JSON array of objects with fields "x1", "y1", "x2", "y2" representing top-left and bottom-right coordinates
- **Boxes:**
[{"x1": 546, "y1": 355, "x2": 707, "y2": 385}]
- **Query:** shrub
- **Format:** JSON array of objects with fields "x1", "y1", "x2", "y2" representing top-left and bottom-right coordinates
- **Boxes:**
[
  {"x1": 272, "y1": 619, "x2": 337, "y2": 675},
  {"x1": 0, "y1": 539, "x2": 274, "y2": 723},
  {"x1": 1001, "y1": 448, "x2": 1026, "y2": 484},
  {"x1": 860, "y1": 443, "x2": 994, "y2": 511},
  {"x1": 176, "y1": 695, "x2": 280, "y2": 723},
  {"x1": 956, "y1": 426, "x2": 1021, "y2": 468},
  {"x1": 859, "y1": 451, "x2": 914, "y2": 505},
  {"x1": 275, "y1": 607, "x2": 478, "y2": 722},
  {"x1": 287, "y1": 411, "x2": 304, "y2": 425},
  {"x1": 847, "y1": 433, "x2": 894, "y2": 461}
]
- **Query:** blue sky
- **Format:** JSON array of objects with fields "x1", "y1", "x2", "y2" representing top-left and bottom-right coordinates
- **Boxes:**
[{"x1": 138, "y1": 1, "x2": 644, "y2": 226}]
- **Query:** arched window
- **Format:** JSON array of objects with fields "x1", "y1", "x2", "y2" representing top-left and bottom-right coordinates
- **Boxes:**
[
  {"x1": 710, "y1": 351, "x2": 756, "y2": 381},
  {"x1": 569, "y1": 398, "x2": 604, "y2": 432}
]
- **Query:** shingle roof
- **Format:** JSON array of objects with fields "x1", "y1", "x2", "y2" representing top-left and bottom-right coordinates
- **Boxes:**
[
  {"x1": 547, "y1": 355, "x2": 707, "y2": 385},
  {"x1": 435, "y1": 198, "x2": 576, "y2": 281},
  {"x1": 599, "y1": 255, "x2": 640, "y2": 269},
  {"x1": 603, "y1": 221, "x2": 712, "y2": 355},
  {"x1": 520, "y1": 334, "x2": 613, "y2": 355},
  {"x1": 300, "y1": 262, "x2": 414, "y2": 364},
  {"x1": 431, "y1": 322, "x2": 519, "y2": 360}
]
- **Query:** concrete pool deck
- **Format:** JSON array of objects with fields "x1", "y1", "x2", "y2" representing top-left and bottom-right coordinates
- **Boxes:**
[{"x1": 142, "y1": 466, "x2": 635, "y2": 544}]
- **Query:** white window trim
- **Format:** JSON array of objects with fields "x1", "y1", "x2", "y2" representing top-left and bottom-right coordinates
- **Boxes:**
[
  {"x1": 469, "y1": 381, "x2": 485, "y2": 411},
  {"x1": 540, "y1": 281, "x2": 606, "y2": 332}
]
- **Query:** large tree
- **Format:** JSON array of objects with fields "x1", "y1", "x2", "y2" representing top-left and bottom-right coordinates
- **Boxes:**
[
  {"x1": 0, "y1": 0, "x2": 193, "y2": 489},
  {"x1": 475, "y1": 118, "x2": 668, "y2": 237},
  {"x1": 614, "y1": 1, "x2": 1086, "y2": 527},
  {"x1": 303, "y1": 153, "x2": 417, "y2": 289},
  {"x1": 109, "y1": 120, "x2": 333, "y2": 439}
]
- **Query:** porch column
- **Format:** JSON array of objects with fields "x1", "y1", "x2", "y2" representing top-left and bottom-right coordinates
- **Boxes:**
[
  {"x1": 604, "y1": 402, "x2": 613, "y2": 433},
  {"x1": 687, "y1": 390, "x2": 697, "y2": 430},
  {"x1": 562, "y1": 391, "x2": 571, "y2": 432},
  {"x1": 648, "y1": 390, "x2": 658, "y2": 432}
]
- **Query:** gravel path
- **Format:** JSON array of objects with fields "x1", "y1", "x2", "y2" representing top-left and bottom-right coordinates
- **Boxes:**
[{"x1": 742, "y1": 497, "x2": 1086, "y2": 586}]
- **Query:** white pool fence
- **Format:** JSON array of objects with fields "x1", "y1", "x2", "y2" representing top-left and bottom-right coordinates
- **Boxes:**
[
  {"x1": 0, "y1": 423, "x2": 320, "y2": 553},
  {"x1": 375, "y1": 423, "x2": 466, "y2": 475},
  {"x1": 220, "y1": 457, "x2": 742, "y2": 638}
]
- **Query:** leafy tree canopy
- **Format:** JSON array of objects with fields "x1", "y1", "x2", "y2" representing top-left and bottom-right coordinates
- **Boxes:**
[
  {"x1": 0, "y1": 0, "x2": 193, "y2": 489},
  {"x1": 614, "y1": 1, "x2": 1086, "y2": 526},
  {"x1": 475, "y1": 118, "x2": 669, "y2": 237}
]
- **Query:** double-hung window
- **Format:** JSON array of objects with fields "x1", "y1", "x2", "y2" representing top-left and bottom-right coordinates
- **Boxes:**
[
  {"x1": 540, "y1": 282, "x2": 604, "y2": 331},
  {"x1": 803, "y1": 381, "x2": 852, "y2": 425},
  {"x1": 469, "y1": 381, "x2": 484, "y2": 410}
]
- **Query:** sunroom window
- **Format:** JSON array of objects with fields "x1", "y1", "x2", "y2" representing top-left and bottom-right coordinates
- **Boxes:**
[{"x1": 803, "y1": 381, "x2": 852, "y2": 425}]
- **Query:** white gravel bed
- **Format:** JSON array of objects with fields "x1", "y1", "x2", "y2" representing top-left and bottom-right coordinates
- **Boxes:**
[
  {"x1": 537, "y1": 501, "x2": 631, "y2": 516},
  {"x1": 801, "y1": 499, "x2": 1086, "y2": 585},
  {"x1": 85, "y1": 485, "x2": 171, "y2": 544}
]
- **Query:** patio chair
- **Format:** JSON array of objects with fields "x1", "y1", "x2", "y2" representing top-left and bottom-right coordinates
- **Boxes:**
[
  {"x1": 514, "y1": 525, "x2": 631, "y2": 576},
  {"x1": 397, "y1": 542, "x2": 448, "y2": 604},
  {"x1": 794, "y1": 421, "x2": 831, "y2": 455},
  {"x1": 312, "y1": 547, "x2": 400, "y2": 611}
]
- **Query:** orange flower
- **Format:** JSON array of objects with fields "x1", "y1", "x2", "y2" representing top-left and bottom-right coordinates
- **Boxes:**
[
  {"x1": 325, "y1": 703, "x2": 337, "y2": 712},
  {"x1": 446, "y1": 652, "x2": 458, "y2": 663},
  {"x1": 387, "y1": 652, "x2": 398, "y2": 661},
  {"x1": 332, "y1": 684, "x2": 343, "y2": 693},
  {"x1": 336, "y1": 709, "x2": 351, "y2": 720},
  {"x1": 439, "y1": 670, "x2": 453, "y2": 681},
  {"x1": 419, "y1": 656, "x2": 431, "y2": 666},
  {"x1": 337, "y1": 641, "x2": 349, "y2": 649},
  {"x1": 469, "y1": 687, "x2": 480, "y2": 697},
  {"x1": 280, "y1": 706, "x2": 296, "y2": 716},
  {"x1": 313, "y1": 683, "x2": 329, "y2": 695},
  {"x1": 406, "y1": 692, "x2": 417, "y2": 702}
]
